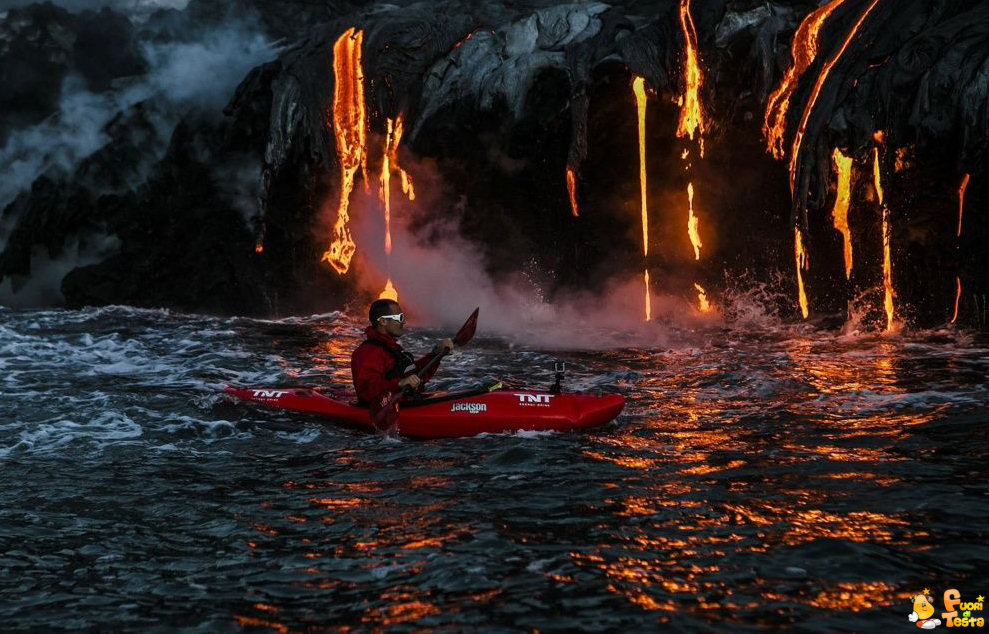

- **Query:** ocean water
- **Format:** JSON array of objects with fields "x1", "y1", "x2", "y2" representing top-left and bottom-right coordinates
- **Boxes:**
[{"x1": 1, "y1": 305, "x2": 988, "y2": 631}]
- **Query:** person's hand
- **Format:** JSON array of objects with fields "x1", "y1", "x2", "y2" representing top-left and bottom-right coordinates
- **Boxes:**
[
  {"x1": 398, "y1": 374, "x2": 421, "y2": 390},
  {"x1": 433, "y1": 338, "x2": 454, "y2": 355}
]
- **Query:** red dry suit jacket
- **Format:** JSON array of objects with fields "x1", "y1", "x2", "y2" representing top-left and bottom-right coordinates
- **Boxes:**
[{"x1": 351, "y1": 326, "x2": 440, "y2": 405}]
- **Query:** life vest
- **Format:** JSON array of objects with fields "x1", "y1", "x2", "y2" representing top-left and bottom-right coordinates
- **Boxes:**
[{"x1": 360, "y1": 338, "x2": 416, "y2": 380}]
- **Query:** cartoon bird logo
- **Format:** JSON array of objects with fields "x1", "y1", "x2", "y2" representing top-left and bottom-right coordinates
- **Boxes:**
[{"x1": 909, "y1": 593, "x2": 942, "y2": 629}]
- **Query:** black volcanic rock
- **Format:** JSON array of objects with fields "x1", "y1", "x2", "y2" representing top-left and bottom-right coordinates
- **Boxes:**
[
  {"x1": 1, "y1": 0, "x2": 988, "y2": 326},
  {"x1": 0, "y1": 2, "x2": 145, "y2": 144}
]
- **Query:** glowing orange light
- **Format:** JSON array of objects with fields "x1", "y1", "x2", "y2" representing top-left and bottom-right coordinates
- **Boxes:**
[
  {"x1": 958, "y1": 173, "x2": 970, "y2": 238},
  {"x1": 686, "y1": 182, "x2": 702, "y2": 260},
  {"x1": 676, "y1": 0, "x2": 706, "y2": 155},
  {"x1": 254, "y1": 241, "x2": 264, "y2": 254},
  {"x1": 379, "y1": 116, "x2": 413, "y2": 256},
  {"x1": 795, "y1": 226, "x2": 809, "y2": 319},
  {"x1": 321, "y1": 27, "x2": 367, "y2": 274},
  {"x1": 831, "y1": 148, "x2": 854, "y2": 279},
  {"x1": 644, "y1": 269, "x2": 652, "y2": 322},
  {"x1": 873, "y1": 147, "x2": 894, "y2": 331},
  {"x1": 764, "y1": 0, "x2": 846, "y2": 158},
  {"x1": 951, "y1": 276, "x2": 961, "y2": 325},
  {"x1": 633, "y1": 76, "x2": 651, "y2": 321},
  {"x1": 451, "y1": 32, "x2": 473, "y2": 51},
  {"x1": 694, "y1": 283, "x2": 710, "y2": 312},
  {"x1": 789, "y1": 0, "x2": 883, "y2": 192},
  {"x1": 633, "y1": 77, "x2": 649, "y2": 257},
  {"x1": 379, "y1": 279, "x2": 398, "y2": 302},
  {"x1": 566, "y1": 167, "x2": 580, "y2": 217}
]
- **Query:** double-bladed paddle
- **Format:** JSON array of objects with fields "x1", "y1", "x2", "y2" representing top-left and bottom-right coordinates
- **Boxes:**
[{"x1": 370, "y1": 307, "x2": 479, "y2": 432}]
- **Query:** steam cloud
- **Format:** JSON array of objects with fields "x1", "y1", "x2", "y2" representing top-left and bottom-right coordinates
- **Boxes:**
[
  {"x1": 0, "y1": 4, "x2": 278, "y2": 299},
  {"x1": 345, "y1": 158, "x2": 745, "y2": 351}
]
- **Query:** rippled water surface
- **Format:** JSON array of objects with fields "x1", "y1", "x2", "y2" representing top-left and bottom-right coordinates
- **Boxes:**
[{"x1": 2, "y1": 306, "x2": 988, "y2": 631}]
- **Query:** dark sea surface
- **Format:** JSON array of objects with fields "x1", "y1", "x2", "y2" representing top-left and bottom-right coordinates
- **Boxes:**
[{"x1": 1, "y1": 306, "x2": 988, "y2": 632}]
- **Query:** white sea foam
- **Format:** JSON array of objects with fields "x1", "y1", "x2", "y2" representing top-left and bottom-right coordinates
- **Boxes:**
[{"x1": 0, "y1": 410, "x2": 142, "y2": 459}]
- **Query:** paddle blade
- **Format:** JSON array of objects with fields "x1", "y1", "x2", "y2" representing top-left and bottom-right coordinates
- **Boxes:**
[
  {"x1": 370, "y1": 390, "x2": 401, "y2": 432},
  {"x1": 454, "y1": 307, "x2": 479, "y2": 347}
]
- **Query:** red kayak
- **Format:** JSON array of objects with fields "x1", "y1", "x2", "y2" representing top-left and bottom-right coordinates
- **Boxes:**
[{"x1": 223, "y1": 385, "x2": 625, "y2": 439}]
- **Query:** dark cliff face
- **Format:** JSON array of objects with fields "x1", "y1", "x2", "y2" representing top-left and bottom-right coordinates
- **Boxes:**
[{"x1": 0, "y1": 0, "x2": 987, "y2": 326}]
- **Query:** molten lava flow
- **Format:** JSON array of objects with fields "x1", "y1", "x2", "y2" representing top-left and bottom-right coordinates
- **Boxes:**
[
  {"x1": 321, "y1": 27, "x2": 367, "y2": 274},
  {"x1": 379, "y1": 279, "x2": 398, "y2": 302},
  {"x1": 633, "y1": 76, "x2": 651, "y2": 321},
  {"x1": 795, "y1": 227, "x2": 809, "y2": 319},
  {"x1": 951, "y1": 276, "x2": 961, "y2": 325},
  {"x1": 958, "y1": 173, "x2": 970, "y2": 238},
  {"x1": 764, "y1": 0, "x2": 846, "y2": 158},
  {"x1": 686, "y1": 182, "x2": 702, "y2": 260},
  {"x1": 676, "y1": 0, "x2": 706, "y2": 155},
  {"x1": 694, "y1": 283, "x2": 710, "y2": 312},
  {"x1": 379, "y1": 116, "x2": 415, "y2": 255},
  {"x1": 566, "y1": 167, "x2": 580, "y2": 217},
  {"x1": 633, "y1": 77, "x2": 649, "y2": 257},
  {"x1": 831, "y1": 148, "x2": 854, "y2": 279},
  {"x1": 644, "y1": 270, "x2": 652, "y2": 322},
  {"x1": 873, "y1": 147, "x2": 894, "y2": 331},
  {"x1": 789, "y1": 0, "x2": 883, "y2": 192}
]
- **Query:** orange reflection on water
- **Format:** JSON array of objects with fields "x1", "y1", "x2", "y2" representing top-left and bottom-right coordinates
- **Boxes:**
[
  {"x1": 310, "y1": 497, "x2": 365, "y2": 509},
  {"x1": 361, "y1": 588, "x2": 441, "y2": 627},
  {"x1": 765, "y1": 581, "x2": 900, "y2": 611},
  {"x1": 779, "y1": 508, "x2": 910, "y2": 547},
  {"x1": 233, "y1": 615, "x2": 289, "y2": 632}
]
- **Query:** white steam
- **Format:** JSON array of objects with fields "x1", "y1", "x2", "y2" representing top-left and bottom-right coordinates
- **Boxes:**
[
  {"x1": 348, "y1": 185, "x2": 729, "y2": 350},
  {"x1": 0, "y1": 16, "x2": 277, "y2": 248},
  {"x1": 0, "y1": 9, "x2": 277, "y2": 304},
  {"x1": 0, "y1": 1, "x2": 191, "y2": 22}
]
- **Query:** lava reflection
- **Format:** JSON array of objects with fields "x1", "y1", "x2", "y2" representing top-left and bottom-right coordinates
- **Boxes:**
[{"x1": 361, "y1": 588, "x2": 441, "y2": 627}]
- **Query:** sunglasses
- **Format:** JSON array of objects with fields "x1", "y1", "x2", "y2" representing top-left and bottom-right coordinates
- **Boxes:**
[{"x1": 379, "y1": 313, "x2": 405, "y2": 323}]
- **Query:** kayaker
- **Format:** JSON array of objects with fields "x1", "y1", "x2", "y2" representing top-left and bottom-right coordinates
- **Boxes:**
[{"x1": 351, "y1": 299, "x2": 454, "y2": 406}]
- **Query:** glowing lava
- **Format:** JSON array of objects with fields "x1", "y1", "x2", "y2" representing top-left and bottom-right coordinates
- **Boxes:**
[
  {"x1": 644, "y1": 270, "x2": 652, "y2": 322},
  {"x1": 676, "y1": 0, "x2": 706, "y2": 156},
  {"x1": 694, "y1": 283, "x2": 710, "y2": 312},
  {"x1": 764, "y1": 0, "x2": 846, "y2": 158},
  {"x1": 873, "y1": 147, "x2": 894, "y2": 331},
  {"x1": 379, "y1": 279, "x2": 398, "y2": 302},
  {"x1": 951, "y1": 276, "x2": 961, "y2": 325},
  {"x1": 380, "y1": 116, "x2": 415, "y2": 256},
  {"x1": 795, "y1": 227, "x2": 809, "y2": 319},
  {"x1": 566, "y1": 167, "x2": 579, "y2": 217},
  {"x1": 633, "y1": 76, "x2": 651, "y2": 321},
  {"x1": 376, "y1": 115, "x2": 415, "y2": 301},
  {"x1": 958, "y1": 173, "x2": 970, "y2": 238},
  {"x1": 789, "y1": 0, "x2": 883, "y2": 192},
  {"x1": 633, "y1": 77, "x2": 649, "y2": 257},
  {"x1": 686, "y1": 182, "x2": 702, "y2": 260},
  {"x1": 321, "y1": 27, "x2": 367, "y2": 274},
  {"x1": 831, "y1": 148, "x2": 854, "y2": 279}
]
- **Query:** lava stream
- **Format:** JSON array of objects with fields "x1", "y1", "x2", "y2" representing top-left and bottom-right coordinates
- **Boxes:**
[
  {"x1": 789, "y1": 0, "x2": 883, "y2": 193},
  {"x1": 873, "y1": 147, "x2": 894, "y2": 331},
  {"x1": 566, "y1": 167, "x2": 579, "y2": 217},
  {"x1": 831, "y1": 148, "x2": 854, "y2": 279},
  {"x1": 321, "y1": 27, "x2": 367, "y2": 274},
  {"x1": 764, "y1": 0, "x2": 847, "y2": 158},
  {"x1": 676, "y1": 0, "x2": 706, "y2": 155},
  {"x1": 686, "y1": 182, "x2": 702, "y2": 260},
  {"x1": 795, "y1": 227, "x2": 809, "y2": 319}
]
